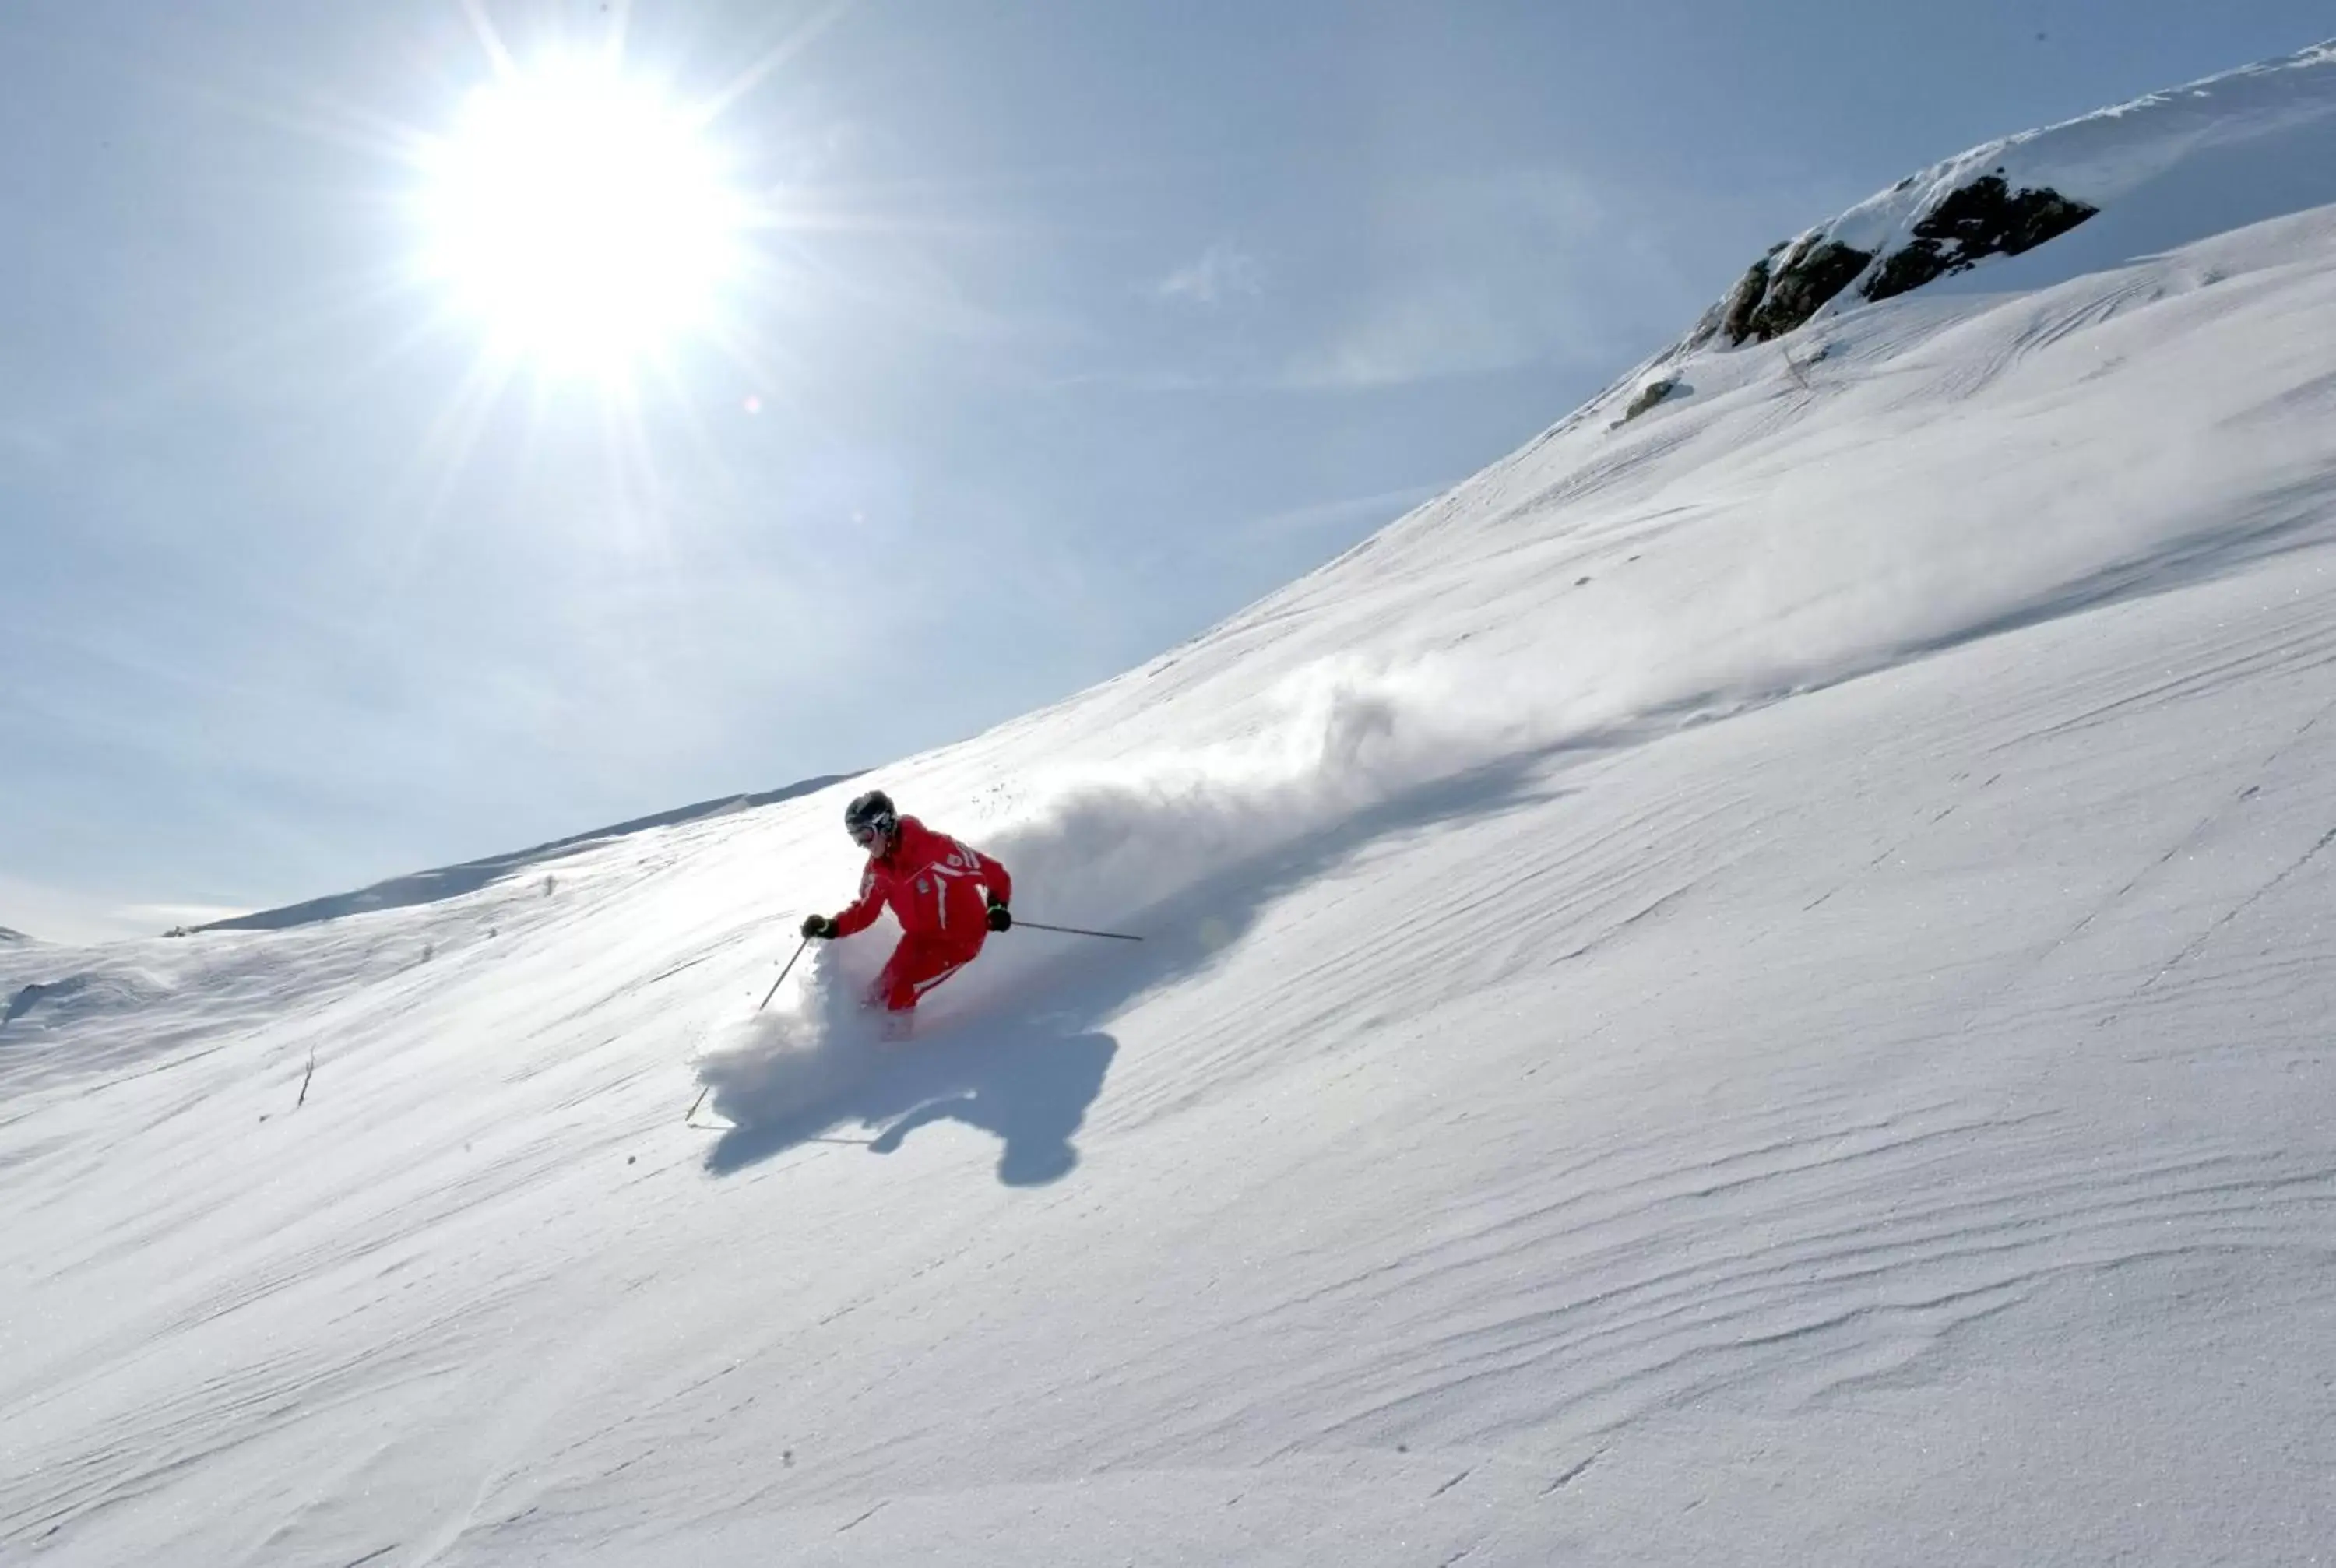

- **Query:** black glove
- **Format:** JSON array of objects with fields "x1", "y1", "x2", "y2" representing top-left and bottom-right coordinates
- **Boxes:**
[
  {"x1": 800, "y1": 913, "x2": 839, "y2": 940},
  {"x1": 986, "y1": 901, "x2": 1012, "y2": 933}
]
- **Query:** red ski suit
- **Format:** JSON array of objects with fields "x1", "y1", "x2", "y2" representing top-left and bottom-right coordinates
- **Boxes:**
[{"x1": 832, "y1": 815, "x2": 1013, "y2": 1011}]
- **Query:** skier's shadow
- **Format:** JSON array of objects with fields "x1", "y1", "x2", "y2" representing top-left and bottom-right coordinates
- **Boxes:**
[{"x1": 702, "y1": 1021, "x2": 1117, "y2": 1187}]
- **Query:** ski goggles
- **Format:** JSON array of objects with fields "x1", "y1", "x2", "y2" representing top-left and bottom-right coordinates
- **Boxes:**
[{"x1": 850, "y1": 822, "x2": 892, "y2": 848}]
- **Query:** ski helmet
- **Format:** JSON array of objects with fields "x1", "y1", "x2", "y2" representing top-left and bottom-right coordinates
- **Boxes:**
[{"x1": 844, "y1": 789, "x2": 898, "y2": 845}]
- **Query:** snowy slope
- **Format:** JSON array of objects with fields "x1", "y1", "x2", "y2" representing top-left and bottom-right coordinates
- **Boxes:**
[{"x1": 7, "y1": 53, "x2": 2336, "y2": 1568}]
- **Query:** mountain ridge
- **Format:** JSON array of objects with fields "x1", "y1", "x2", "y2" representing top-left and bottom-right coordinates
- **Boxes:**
[{"x1": 186, "y1": 772, "x2": 857, "y2": 935}]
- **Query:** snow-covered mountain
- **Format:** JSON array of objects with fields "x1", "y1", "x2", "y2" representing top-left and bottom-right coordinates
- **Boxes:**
[
  {"x1": 7, "y1": 46, "x2": 2336, "y2": 1568},
  {"x1": 1677, "y1": 40, "x2": 2336, "y2": 352},
  {"x1": 191, "y1": 773, "x2": 855, "y2": 934}
]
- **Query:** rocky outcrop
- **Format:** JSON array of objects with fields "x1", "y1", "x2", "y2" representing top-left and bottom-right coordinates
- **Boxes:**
[
  {"x1": 1739, "y1": 239, "x2": 1876, "y2": 343},
  {"x1": 1698, "y1": 237, "x2": 1879, "y2": 349},
  {"x1": 1711, "y1": 246, "x2": 1782, "y2": 345},
  {"x1": 1863, "y1": 173, "x2": 2099, "y2": 302},
  {"x1": 1620, "y1": 377, "x2": 1683, "y2": 423},
  {"x1": 1697, "y1": 172, "x2": 2099, "y2": 350}
]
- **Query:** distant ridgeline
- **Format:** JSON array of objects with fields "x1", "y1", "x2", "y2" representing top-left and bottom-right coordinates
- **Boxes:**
[
  {"x1": 193, "y1": 773, "x2": 857, "y2": 935},
  {"x1": 0, "y1": 926, "x2": 30, "y2": 944}
]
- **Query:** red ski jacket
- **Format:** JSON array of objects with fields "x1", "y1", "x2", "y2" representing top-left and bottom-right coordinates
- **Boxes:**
[{"x1": 832, "y1": 815, "x2": 1013, "y2": 944}]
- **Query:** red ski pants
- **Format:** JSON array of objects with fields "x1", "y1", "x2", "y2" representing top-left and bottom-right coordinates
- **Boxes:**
[{"x1": 868, "y1": 931, "x2": 986, "y2": 1012}]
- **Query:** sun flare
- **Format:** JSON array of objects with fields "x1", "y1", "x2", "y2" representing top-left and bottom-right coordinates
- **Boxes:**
[{"x1": 419, "y1": 59, "x2": 744, "y2": 374}]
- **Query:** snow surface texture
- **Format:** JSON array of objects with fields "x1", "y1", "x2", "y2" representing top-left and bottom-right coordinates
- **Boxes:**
[{"x1": 7, "y1": 53, "x2": 2336, "y2": 1568}]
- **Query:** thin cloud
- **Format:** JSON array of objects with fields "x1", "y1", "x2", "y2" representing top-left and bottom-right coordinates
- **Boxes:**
[
  {"x1": 1156, "y1": 240, "x2": 1265, "y2": 307},
  {"x1": 1281, "y1": 167, "x2": 1685, "y2": 390},
  {"x1": 1282, "y1": 279, "x2": 1545, "y2": 389},
  {"x1": 0, "y1": 873, "x2": 243, "y2": 946},
  {"x1": 1244, "y1": 482, "x2": 1444, "y2": 540},
  {"x1": 0, "y1": 419, "x2": 63, "y2": 465}
]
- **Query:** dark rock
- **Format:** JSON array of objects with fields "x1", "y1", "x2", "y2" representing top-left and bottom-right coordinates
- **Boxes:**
[
  {"x1": 1716, "y1": 255, "x2": 1774, "y2": 346},
  {"x1": 1712, "y1": 237, "x2": 1875, "y2": 347},
  {"x1": 1743, "y1": 240, "x2": 1874, "y2": 342},
  {"x1": 1620, "y1": 377, "x2": 1682, "y2": 422},
  {"x1": 1684, "y1": 240, "x2": 1791, "y2": 352},
  {"x1": 1864, "y1": 174, "x2": 2097, "y2": 302},
  {"x1": 1864, "y1": 240, "x2": 1952, "y2": 301}
]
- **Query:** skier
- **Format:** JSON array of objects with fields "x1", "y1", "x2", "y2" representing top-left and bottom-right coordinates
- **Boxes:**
[{"x1": 800, "y1": 789, "x2": 1013, "y2": 1024}]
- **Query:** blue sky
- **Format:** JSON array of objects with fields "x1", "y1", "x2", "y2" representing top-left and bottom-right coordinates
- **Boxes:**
[{"x1": 3, "y1": 1, "x2": 2330, "y2": 942}]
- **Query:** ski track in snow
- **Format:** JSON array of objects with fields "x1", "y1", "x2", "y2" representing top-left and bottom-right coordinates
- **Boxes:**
[{"x1": 8, "y1": 71, "x2": 2336, "y2": 1568}]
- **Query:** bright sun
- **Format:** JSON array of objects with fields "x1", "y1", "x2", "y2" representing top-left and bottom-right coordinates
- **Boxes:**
[{"x1": 420, "y1": 60, "x2": 744, "y2": 374}]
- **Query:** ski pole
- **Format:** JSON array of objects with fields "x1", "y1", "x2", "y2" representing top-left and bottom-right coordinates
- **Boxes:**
[
  {"x1": 1015, "y1": 919, "x2": 1142, "y2": 943},
  {"x1": 686, "y1": 936, "x2": 813, "y2": 1130},
  {"x1": 757, "y1": 935, "x2": 812, "y2": 1011}
]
